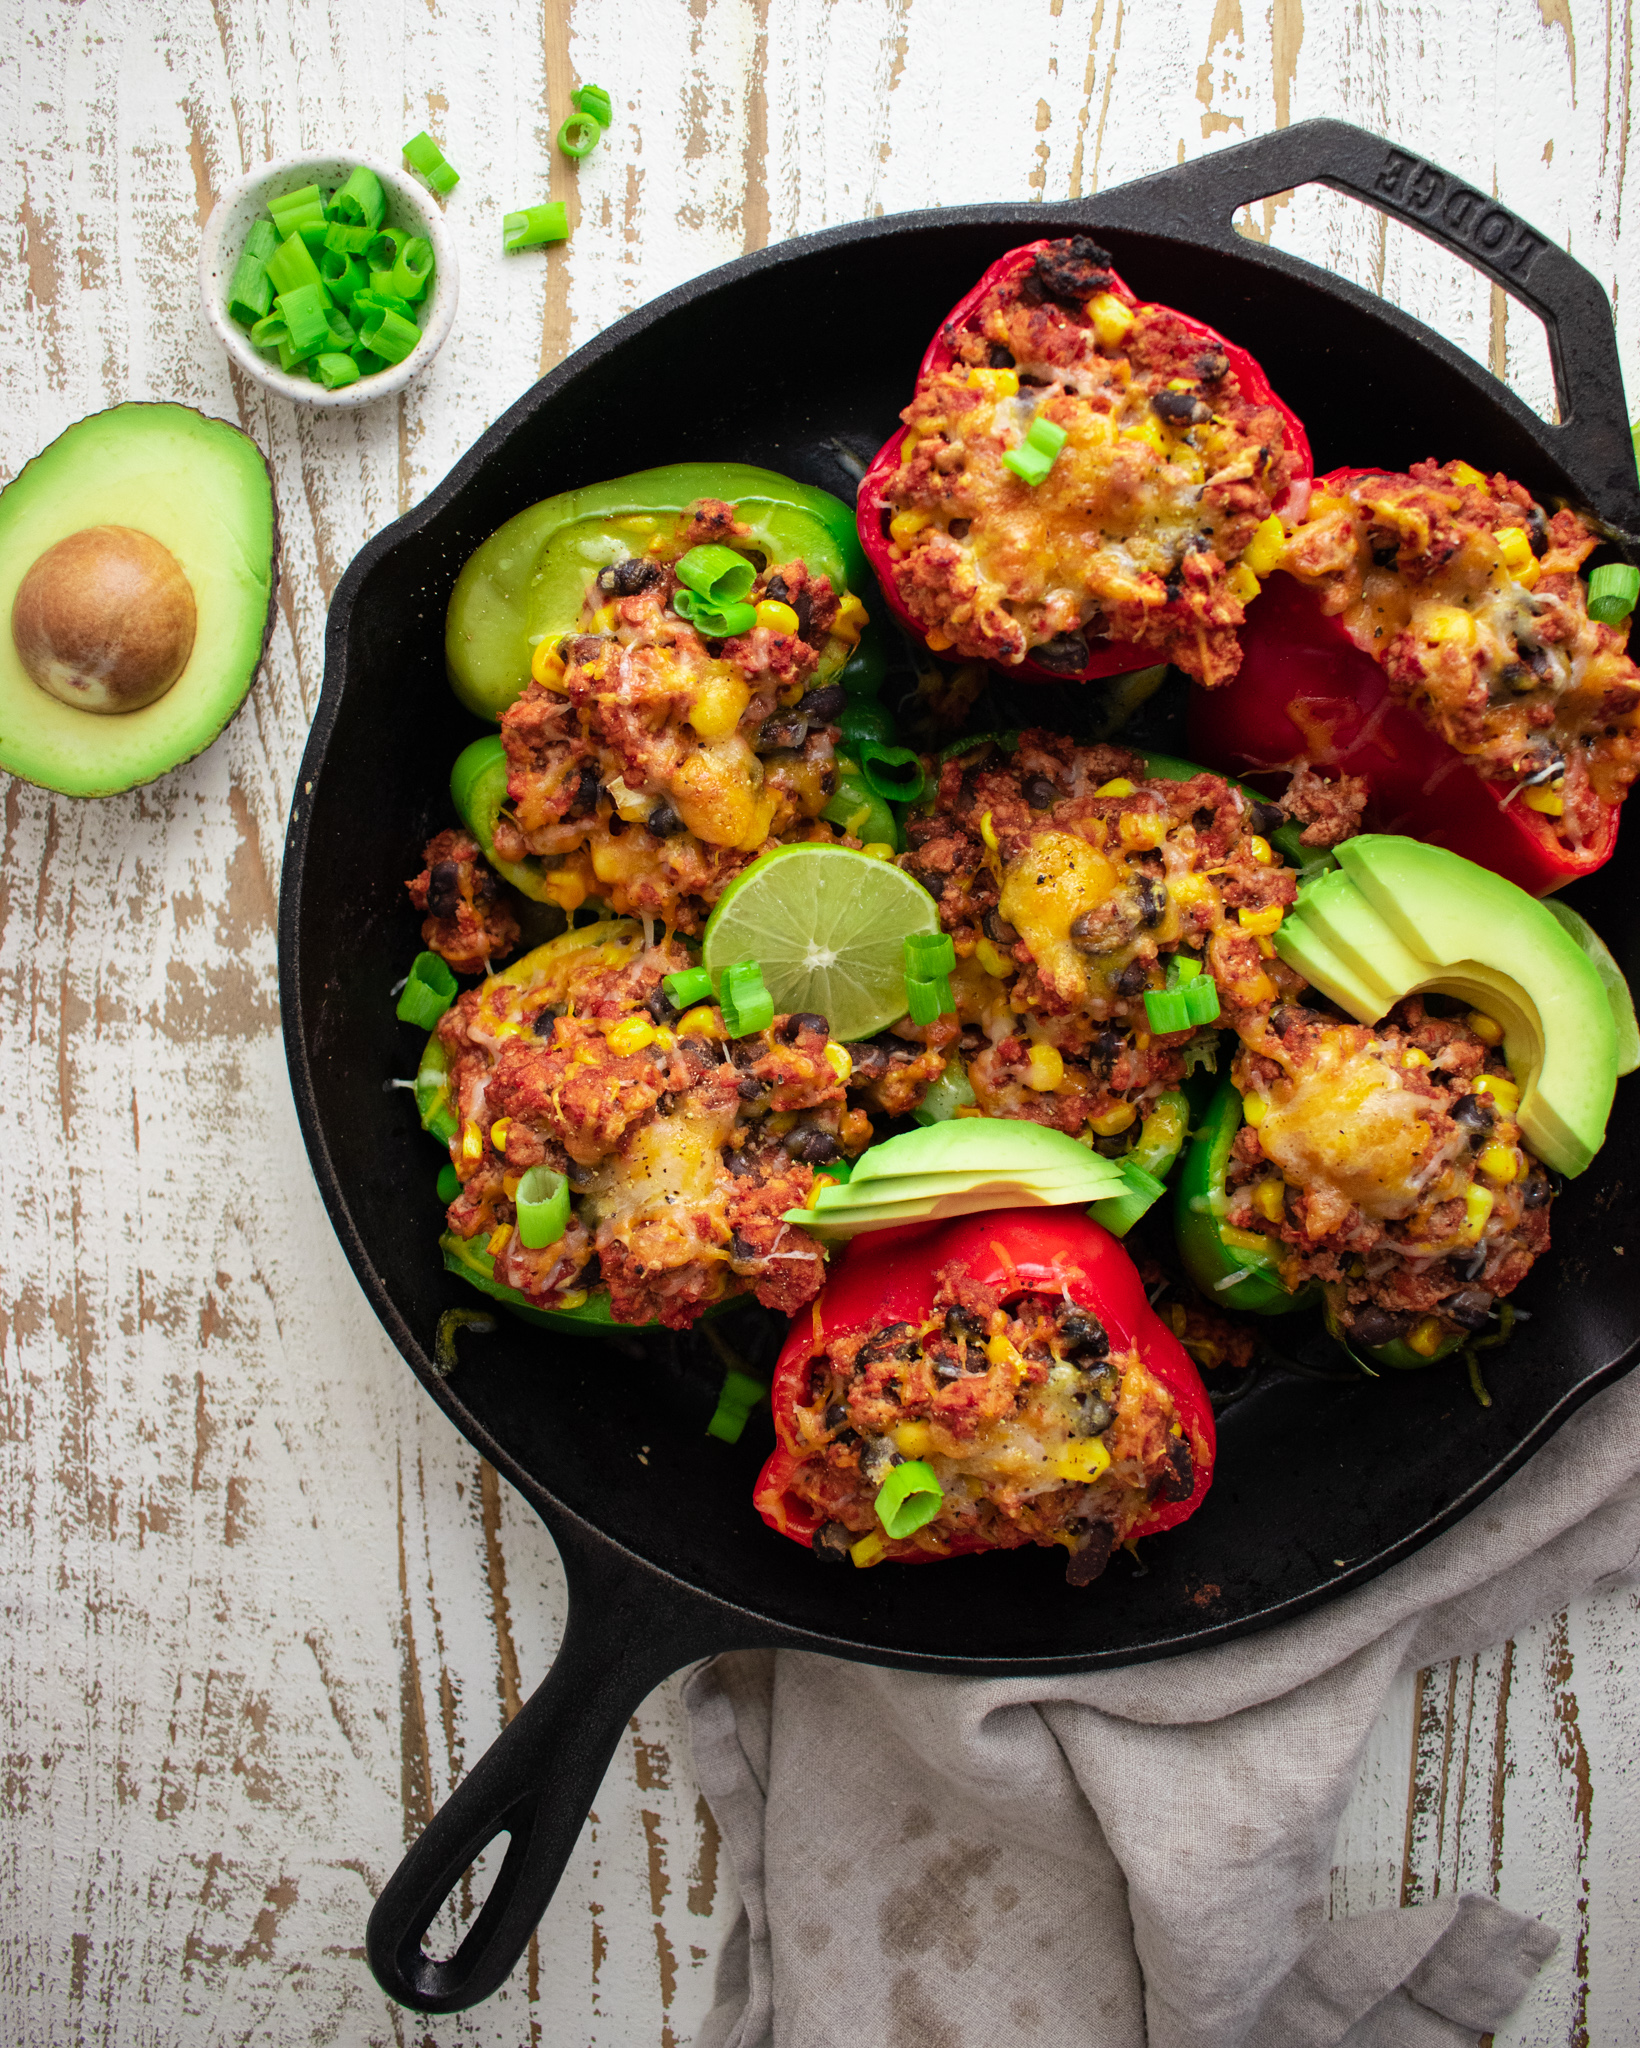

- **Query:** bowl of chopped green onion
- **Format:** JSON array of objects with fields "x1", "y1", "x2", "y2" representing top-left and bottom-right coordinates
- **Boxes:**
[{"x1": 200, "y1": 152, "x2": 458, "y2": 408}]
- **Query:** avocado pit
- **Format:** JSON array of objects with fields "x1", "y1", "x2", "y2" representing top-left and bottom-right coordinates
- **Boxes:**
[{"x1": 12, "y1": 524, "x2": 197, "y2": 714}]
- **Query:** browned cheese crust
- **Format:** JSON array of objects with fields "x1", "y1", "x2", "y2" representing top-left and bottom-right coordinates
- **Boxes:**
[
  {"x1": 1280, "y1": 460, "x2": 1640, "y2": 848},
  {"x1": 877, "y1": 238, "x2": 1302, "y2": 685}
]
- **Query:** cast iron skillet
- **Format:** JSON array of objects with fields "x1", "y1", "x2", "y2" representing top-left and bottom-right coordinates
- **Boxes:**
[{"x1": 278, "y1": 120, "x2": 1640, "y2": 2012}]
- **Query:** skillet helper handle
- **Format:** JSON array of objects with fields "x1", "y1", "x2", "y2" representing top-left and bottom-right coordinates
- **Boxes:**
[
  {"x1": 1094, "y1": 117, "x2": 1640, "y2": 533},
  {"x1": 365, "y1": 1536, "x2": 750, "y2": 2014}
]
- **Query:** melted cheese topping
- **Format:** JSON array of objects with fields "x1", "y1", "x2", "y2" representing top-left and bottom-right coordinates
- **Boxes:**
[
  {"x1": 1255, "y1": 1030, "x2": 1441, "y2": 1222},
  {"x1": 998, "y1": 830, "x2": 1117, "y2": 1003}
]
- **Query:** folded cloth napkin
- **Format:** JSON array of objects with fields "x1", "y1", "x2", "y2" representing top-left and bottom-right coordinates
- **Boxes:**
[{"x1": 685, "y1": 1370, "x2": 1640, "y2": 2048}]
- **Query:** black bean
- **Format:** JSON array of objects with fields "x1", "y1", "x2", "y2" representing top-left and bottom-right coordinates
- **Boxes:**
[
  {"x1": 737, "y1": 1075, "x2": 766, "y2": 1102},
  {"x1": 1057, "y1": 1306, "x2": 1109, "y2": 1359},
  {"x1": 793, "y1": 592, "x2": 815, "y2": 641},
  {"x1": 823, "y1": 1402, "x2": 848, "y2": 1432},
  {"x1": 1249, "y1": 801, "x2": 1284, "y2": 838},
  {"x1": 1522, "y1": 1169, "x2": 1560, "y2": 1210},
  {"x1": 982, "y1": 907, "x2": 1019, "y2": 944},
  {"x1": 800, "y1": 684, "x2": 846, "y2": 723},
  {"x1": 1065, "y1": 1523, "x2": 1116, "y2": 1586},
  {"x1": 1030, "y1": 629, "x2": 1091, "y2": 675},
  {"x1": 1451, "y1": 1093, "x2": 1496, "y2": 1147},
  {"x1": 426, "y1": 859, "x2": 461, "y2": 921},
  {"x1": 607, "y1": 813, "x2": 625, "y2": 837},
  {"x1": 780, "y1": 1012, "x2": 830, "y2": 1043},
  {"x1": 1442, "y1": 1287, "x2": 1495, "y2": 1331},
  {"x1": 1194, "y1": 351, "x2": 1229, "y2": 383},
  {"x1": 723, "y1": 1147, "x2": 761, "y2": 1177},
  {"x1": 599, "y1": 557, "x2": 663, "y2": 597},
  {"x1": 646, "y1": 801, "x2": 685, "y2": 838},
  {"x1": 948, "y1": 518, "x2": 971, "y2": 539},
  {"x1": 1092, "y1": 1030, "x2": 1124, "y2": 1066},
  {"x1": 812, "y1": 1522, "x2": 853, "y2": 1563},
  {"x1": 1033, "y1": 235, "x2": 1115, "y2": 304},
  {"x1": 645, "y1": 986, "x2": 679, "y2": 1025},
  {"x1": 1152, "y1": 1436, "x2": 1195, "y2": 1504},
  {"x1": 1450, "y1": 1247, "x2": 1488, "y2": 1283},
  {"x1": 944, "y1": 1305, "x2": 988, "y2": 1343},
  {"x1": 783, "y1": 1123, "x2": 840, "y2": 1164},
  {"x1": 987, "y1": 343, "x2": 1016, "y2": 368},
  {"x1": 1023, "y1": 775, "x2": 1061, "y2": 811},
  {"x1": 1081, "y1": 1396, "x2": 1113, "y2": 1432},
  {"x1": 764, "y1": 574, "x2": 790, "y2": 602},
  {"x1": 1521, "y1": 643, "x2": 1553, "y2": 681},
  {"x1": 1525, "y1": 503, "x2": 1550, "y2": 558},
  {"x1": 1136, "y1": 875, "x2": 1168, "y2": 928},
  {"x1": 757, "y1": 713, "x2": 809, "y2": 750},
  {"x1": 846, "y1": 1040, "x2": 891, "y2": 1083},
  {"x1": 728, "y1": 1232, "x2": 758, "y2": 1263},
  {"x1": 858, "y1": 1323, "x2": 917, "y2": 1368},
  {"x1": 1347, "y1": 1305, "x2": 1411, "y2": 1348},
  {"x1": 1114, "y1": 957, "x2": 1151, "y2": 996},
  {"x1": 563, "y1": 764, "x2": 601, "y2": 820},
  {"x1": 1152, "y1": 389, "x2": 1207, "y2": 426}
]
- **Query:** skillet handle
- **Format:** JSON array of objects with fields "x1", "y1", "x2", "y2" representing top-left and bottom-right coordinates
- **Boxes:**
[
  {"x1": 1095, "y1": 117, "x2": 1640, "y2": 533},
  {"x1": 365, "y1": 1532, "x2": 762, "y2": 2014}
]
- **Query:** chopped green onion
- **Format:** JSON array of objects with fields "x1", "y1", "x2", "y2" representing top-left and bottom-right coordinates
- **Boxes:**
[
  {"x1": 248, "y1": 314, "x2": 288, "y2": 356},
  {"x1": 265, "y1": 232, "x2": 329, "y2": 303},
  {"x1": 244, "y1": 217, "x2": 281, "y2": 264},
  {"x1": 858, "y1": 741, "x2": 926, "y2": 806},
  {"x1": 324, "y1": 222, "x2": 374, "y2": 254},
  {"x1": 717, "y1": 960, "x2": 774, "y2": 1037},
  {"x1": 314, "y1": 351, "x2": 359, "y2": 391},
  {"x1": 387, "y1": 236, "x2": 435, "y2": 302},
  {"x1": 706, "y1": 1368, "x2": 767, "y2": 1444},
  {"x1": 296, "y1": 220, "x2": 333, "y2": 254},
  {"x1": 366, "y1": 227, "x2": 408, "y2": 274},
  {"x1": 331, "y1": 165, "x2": 387, "y2": 230},
  {"x1": 503, "y1": 202, "x2": 570, "y2": 252},
  {"x1": 357, "y1": 305, "x2": 423, "y2": 365},
  {"x1": 1003, "y1": 414, "x2": 1068, "y2": 488},
  {"x1": 903, "y1": 932, "x2": 956, "y2": 978},
  {"x1": 558, "y1": 111, "x2": 602, "y2": 159},
  {"x1": 574, "y1": 82, "x2": 614, "y2": 127},
  {"x1": 436, "y1": 1162, "x2": 460, "y2": 1205},
  {"x1": 320, "y1": 249, "x2": 370, "y2": 306},
  {"x1": 275, "y1": 283, "x2": 331, "y2": 359},
  {"x1": 876, "y1": 1459, "x2": 943, "y2": 1539},
  {"x1": 904, "y1": 974, "x2": 954, "y2": 1026},
  {"x1": 325, "y1": 306, "x2": 358, "y2": 347},
  {"x1": 1183, "y1": 976, "x2": 1221, "y2": 1025},
  {"x1": 676, "y1": 544, "x2": 757, "y2": 607},
  {"x1": 1586, "y1": 561, "x2": 1640, "y2": 624},
  {"x1": 1143, "y1": 987, "x2": 1192, "y2": 1035},
  {"x1": 516, "y1": 1165, "x2": 571, "y2": 1250},
  {"x1": 351, "y1": 287, "x2": 417, "y2": 324},
  {"x1": 227, "y1": 249, "x2": 273, "y2": 328},
  {"x1": 839, "y1": 699, "x2": 896, "y2": 748},
  {"x1": 672, "y1": 589, "x2": 758, "y2": 639},
  {"x1": 662, "y1": 965, "x2": 714, "y2": 1010},
  {"x1": 268, "y1": 183, "x2": 326, "y2": 240},
  {"x1": 396, "y1": 950, "x2": 458, "y2": 1029},
  {"x1": 404, "y1": 131, "x2": 460, "y2": 196},
  {"x1": 352, "y1": 348, "x2": 390, "y2": 377}
]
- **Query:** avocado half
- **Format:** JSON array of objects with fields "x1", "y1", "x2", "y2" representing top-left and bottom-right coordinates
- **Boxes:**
[
  {"x1": 0, "y1": 403, "x2": 277, "y2": 797},
  {"x1": 1276, "y1": 835, "x2": 1618, "y2": 1178}
]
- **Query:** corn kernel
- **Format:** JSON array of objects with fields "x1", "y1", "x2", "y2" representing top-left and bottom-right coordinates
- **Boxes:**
[
  {"x1": 889, "y1": 510, "x2": 931, "y2": 547},
  {"x1": 1241, "y1": 1092, "x2": 1268, "y2": 1127},
  {"x1": 860, "y1": 841, "x2": 894, "y2": 860},
  {"x1": 530, "y1": 637, "x2": 564, "y2": 686},
  {"x1": 1479, "y1": 1142, "x2": 1519, "y2": 1184},
  {"x1": 1495, "y1": 526, "x2": 1535, "y2": 575},
  {"x1": 1473, "y1": 1073, "x2": 1520, "y2": 1115},
  {"x1": 899, "y1": 432, "x2": 919, "y2": 465},
  {"x1": 1093, "y1": 777, "x2": 1135, "y2": 799},
  {"x1": 1089, "y1": 1101, "x2": 1137, "y2": 1137},
  {"x1": 824, "y1": 1042, "x2": 853, "y2": 1084},
  {"x1": 489, "y1": 1116, "x2": 512, "y2": 1152},
  {"x1": 1523, "y1": 782, "x2": 1565, "y2": 815},
  {"x1": 850, "y1": 1532, "x2": 887, "y2": 1567},
  {"x1": 756, "y1": 599, "x2": 801, "y2": 636},
  {"x1": 1118, "y1": 808, "x2": 1168, "y2": 850},
  {"x1": 894, "y1": 1420, "x2": 935, "y2": 1457},
  {"x1": 461, "y1": 1120, "x2": 484, "y2": 1163},
  {"x1": 1242, "y1": 514, "x2": 1287, "y2": 578},
  {"x1": 975, "y1": 937, "x2": 1015, "y2": 978},
  {"x1": 986, "y1": 1333, "x2": 1028, "y2": 1373},
  {"x1": 1248, "y1": 835, "x2": 1274, "y2": 865},
  {"x1": 655, "y1": 1026, "x2": 676, "y2": 1051},
  {"x1": 924, "y1": 627, "x2": 954, "y2": 651},
  {"x1": 1170, "y1": 872, "x2": 1216, "y2": 907},
  {"x1": 833, "y1": 593, "x2": 868, "y2": 644},
  {"x1": 502, "y1": 1175, "x2": 521, "y2": 1200},
  {"x1": 1128, "y1": 414, "x2": 1169, "y2": 456},
  {"x1": 1052, "y1": 1438, "x2": 1112, "y2": 1484},
  {"x1": 1256, "y1": 936, "x2": 1277, "y2": 958},
  {"x1": 1420, "y1": 604, "x2": 1478, "y2": 648},
  {"x1": 1450, "y1": 461, "x2": 1488, "y2": 490},
  {"x1": 1466, "y1": 1011, "x2": 1504, "y2": 1045},
  {"x1": 606, "y1": 1015, "x2": 656, "y2": 1057},
  {"x1": 979, "y1": 810, "x2": 1000, "y2": 853},
  {"x1": 1087, "y1": 292, "x2": 1134, "y2": 349},
  {"x1": 1253, "y1": 1177, "x2": 1286, "y2": 1224},
  {"x1": 1238, "y1": 903, "x2": 1284, "y2": 935},
  {"x1": 1402, "y1": 1048, "x2": 1431, "y2": 1068},
  {"x1": 486, "y1": 1225, "x2": 513, "y2": 1258},
  {"x1": 1463, "y1": 1184, "x2": 1496, "y2": 1241},
  {"x1": 1227, "y1": 561, "x2": 1261, "y2": 605},
  {"x1": 967, "y1": 365, "x2": 1020, "y2": 399},
  {"x1": 1406, "y1": 1316, "x2": 1448, "y2": 1358},
  {"x1": 676, "y1": 1004, "x2": 724, "y2": 1039},
  {"x1": 1025, "y1": 1043, "x2": 1065, "y2": 1092}
]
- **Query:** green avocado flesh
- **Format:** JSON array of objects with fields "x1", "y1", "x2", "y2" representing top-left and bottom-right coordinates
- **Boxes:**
[
  {"x1": 0, "y1": 404, "x2": 275, "y2": 797},
  {"x1": 1277, "y1": 834, "x2": 1617, "y2": 1178},
  {"x1": 847, "y1": 1118, "x2": 1119, "y2": 1184},
  {"x1": 1542, "y1": 898, "x2": 1640, "y2": 1077}
]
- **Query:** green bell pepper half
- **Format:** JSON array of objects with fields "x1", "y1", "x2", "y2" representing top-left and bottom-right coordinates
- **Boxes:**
[
  {"x1": 1088, "y1": 1090, "x2": 1190, "y2": 1237},
  {"x1": 1322, "y1": 1296, "x2": 1467, "y2": 1373},
  {"x1": 450, "y1": 733, "x2": 561, "y2": 901},
  {"x1": 823, "y1": 754, "x2": 900, "y2": 850},
  {"x1": 416, "y1": 1028, "x2": 459, "y2": 1144},
  {"x1": 1174, "y1": 1078, "x2": 1319, "y2": 1315},
  {"x1": 446, "y1": 462, "x2": 882, "y2": 721}
]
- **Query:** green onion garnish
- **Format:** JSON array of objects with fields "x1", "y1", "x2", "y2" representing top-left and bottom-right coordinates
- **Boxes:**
[
  {"x1": 662, "y1": 965, "x2": 714, "y2": 1010},
  {"x1": 352, "y1": 287, "x2": 417, "y2": 324},
  {"x1": 244, "y1": 218, "x2": 281, "y2": 264},
  {"x1": 353, "y1": 348, "x2": 390, "y2": 377},
  {"x1": 705, "y1": 1368, "x2": 767, "y2": 1444},
  {"x1": 904, "y1": 974, "x2": 954, "y2": 1026},
  {"x1": 315, "y1": 351, "x2": 360, "y2": 391},
  {"x1": 357, "y1": 304, "x2": 423, "y2": 366},
  {"x1": 403, "y1": 132, "x2": 460, "y2": 196},
  {"x1": 503, "y1": 202, "x2": 571, "y2": 253},
  {"x1": 673, "y1": 589, "x2": 758, "y2": 639},
  {"x1": 717, "y1": 960, "x2": 774, "y2": 1038},
  {"x1": 268, "y1": 183, "x2": 326, "y2": 240},
  {"x1": 574, "y1": 83, "x2": 614, "y2": 127},
  {"x1": 396, "y1": 950, "x2": 458, "y2": 1029},
  {"x1": 516, "y1": 1165, "x2": 570, "y2": 1250},
  {"x1": 558, "y1": 112, "x2": 602, "y2": 160},
  {"x1": 903, "y1": 931, "x2": 956, "y2": 979},
  {"x1": 1142, "y1": 988, "x2": 1191, "y2": 1034},
  {"x1": 1586, "y1": 562, "x2": 1640, "y2": 625},
  {"x1": 265, "y1": 232, "x2": 329, "y2": 303},
  {"x1": 227, "y1": 247, "x2": 274, "y2": 328},
  {"x1": 320, "y1": 249, "x2": 369, "y2": 306},
  {"x1": 857, "y1": 741, "x2": 926, "y2": 806},
  {"x1": 388, "y1": 237, "x2": 435, "y2": 303},
  {"x1": 331, "y1": 165, "x2": 387, "y2": 230},
  {"x1": 1003, "y1": 414, "x2": 1069, "y2": 488},
  {"x1": 275, "y1": 283, "x2": 330, "y2": 360},
  {"x1": 248, "y1": 314, "x2": 288, "y2": 356},
  {"x1": 875, "y1": 1459, "x2": 943, "y2": 1539},
  {"x1": 676, "y1": 544, "x2": 757, "y2": 607},
  {"x1": 436, "y1": 1162, "x2": 460, "y2": 1205},
  {"x1": 323, "y1": 222, "x2": 374, "y2": 255}
]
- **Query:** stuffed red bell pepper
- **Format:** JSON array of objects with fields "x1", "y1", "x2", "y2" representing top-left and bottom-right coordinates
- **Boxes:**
[
  {"x1": 1188, "y1": 460, "x2": 1640, "y2": 893},
  {"x1": 857, "y1": 235, "x2": 1312, "y2": 689},
  {"x1": 753, "y1": 1208, "x2": 1214, "y2": 1583}
]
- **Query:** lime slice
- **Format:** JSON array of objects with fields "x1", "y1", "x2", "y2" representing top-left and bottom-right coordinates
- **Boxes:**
[{"x1": 702, "y1": 844, "x2": 937, "y2": 1041}]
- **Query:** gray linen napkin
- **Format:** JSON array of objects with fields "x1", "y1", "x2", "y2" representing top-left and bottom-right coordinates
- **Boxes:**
[{"x1": 685, "y1": 1370, "x2": 1640, "y2": 2048}]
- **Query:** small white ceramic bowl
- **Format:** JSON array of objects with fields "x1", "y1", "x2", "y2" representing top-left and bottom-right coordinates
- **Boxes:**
[{"x1": 199, "y1": 152, "x2": 459, "y2": 409}]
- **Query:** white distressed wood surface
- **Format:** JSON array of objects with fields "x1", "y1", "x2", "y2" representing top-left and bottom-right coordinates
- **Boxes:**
[{"x1": 2, "y1": 1, "x2": 1637, "y2": 2040}]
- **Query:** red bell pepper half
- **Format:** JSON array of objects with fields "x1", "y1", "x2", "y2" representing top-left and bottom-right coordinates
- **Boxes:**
[
  {"x1": 1187, "y1": 469, "x2": 1620, "y2": 896},
  {"x1": 753, "y1": 1208, "x2": 1215, "y2": 1581},
  {"x1": 857, "y1": 238, "x2": 1313, "y2": 686}
]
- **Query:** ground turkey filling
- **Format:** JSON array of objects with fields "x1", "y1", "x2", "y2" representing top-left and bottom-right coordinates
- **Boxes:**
[
  {"x1": 878, "y1": 235, "x2": 1303, "y2": 685},
  {"x1": 492, "y1": 498, "x2": 866, "y2": 934},
  {"x1": 436, "y1": 920, "x2": 873, "y2": 1328},
  {"x1": 896, "y1": 732, "x2": 1308, "y2": 1135},
  {"x1": 407, "y1": 828, "x2": 522, "y2": 974},
  {"x1": 788, "y1": 1272, "x2": 1197, "y2": 1582},
  {"x1": 1279, "y1": 460, "x2": 1640, "y2": 850},
  {"x1": 1226, "y1": 997, "x2": 1553, "y2": 1347}
]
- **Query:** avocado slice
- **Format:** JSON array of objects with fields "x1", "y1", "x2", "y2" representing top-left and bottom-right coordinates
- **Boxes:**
[
  {"x1": 0, "y1": 403, "x2": 277, "y2": 797},
  {"x1": 1276, "y1": 835, "x2": 1617, "y2": 1177},
  {"x1": 1542, "y1": 899, "x2": 1640, "y2": 1076},
  {"x1": 846, "y1": 1117, "x2": 1119, "y2": 1185}
]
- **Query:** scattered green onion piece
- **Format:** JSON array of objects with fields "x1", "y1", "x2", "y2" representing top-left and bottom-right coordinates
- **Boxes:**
[
  {"x1": 276, "y1": 283, "x2": 331, "y2": 359},
  {"x1": 387, "y1": 236, "x2": 435, "y2": 302},
  {"x1": 244, "y1": 217, "x2": 281, "y2": 264},
  {"x1": 502, "y1": 202, "x2": 570, "y2": 252},
  {"x1": 903, "y1": 931, "x2": 956, "y2": 979},
  {"x1": 313, "y1": 351, "x2": 360, "y2": 391},
  {"x1": 1143, "y1": 987, "x2": 1193, "y2": 1035},
  {"x1": 352, "y1": 348, "x2": 390, "y2": 377},
  {"x1": 331, "y1": 165, "x2": 388, "y2": 230},
  {"x1": 1003, "y1": 414, "x2": 1068, "y2": 488},
  {"x1": 705, "y1": 1368, "x2": 767, "y2": 1444},
  {"x1": 352, "y1": 287, "x2": 417, "y2": 324},
  {"x1": 320, "y1": 249, "x2": 370, "y2": 306},
  {"x1": 676, "y1": 544, "x2": 757, "y2": 606},
  {"x1": 876, "y1": 1460, "x2": 943, "y2": 1539},
  {"x1": 403, "y1": 131, "x2": 460, "y2": 195},
  {"x1": 396, "y1": 951, "x2": 458, "y2": 1029},
  {"x1": 324, "y1": 222, "x2": 374, "y2": 255},
  {"x1": 325, "y1": 304, "x2": 358, "y2": 345},
  {"x1": 516, "y1": 1165, "x2": 571, "y2": 1250},
  {"x1": 574, "y1": 82, "x2": 614, "y2": 127},
  {"x1": 662, "y1": 965, "x2": 714, "y2": 1010},
  {"x1": 857, "y1": 741, "x2": 926, "y2": 806},
  {"x1": 672, "y1": 589, "x2": 758, "y2": 639},
  {"x1": 904, "y1": 974, "x2": 954, "y2": 1026},
  {"x1": 296, "y1": 220, "x2": 333, "y2": 253},
  {"x1": 276, "y1": 340, "x2": 311, "y2": 375},
  {"x1": 558, "y1": 112, "x2": 601, "y2": 160},
  {"x1": 717, "y1": 961, "x2": 774, "y2": 1038},
  {"x1": 357, "y1": 305, "x2": 423, "y2": 366},
  {"x1": 366, "y1": 227, "x2": 408, "y2": 273},
  {"x1": 1182, "y1": 976, "x2": 1221, "y2": 1026},
  {"x1": 839, "y1": 698, "x2": 896, "y2": 748},
  {"x1": 265, "y1": 232, "x2": 329, "y2": 303},
  {"x1": 248, "y1": 313, "x2": 289, "y2": 356},
  {"x1": 268, "y1": 183, "x2": 327, "y2": 240},
  {"x1": 227, "y1": 249, "x2": 274, "y2": 328},
  {"x1": 436, "y1": 1162, "x2": 460, "y2": 1205},
  {"x1": 1586, "y1": 561, "x2": 1640, "y2": 624}
]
